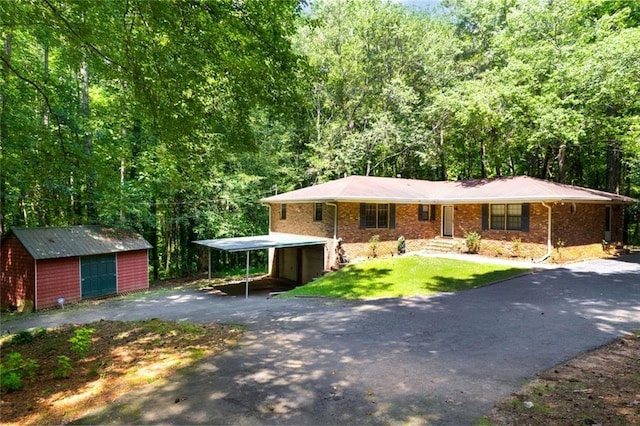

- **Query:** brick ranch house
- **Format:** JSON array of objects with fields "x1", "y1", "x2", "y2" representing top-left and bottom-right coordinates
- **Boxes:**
[
  {"x1": 261, "y1": 175, "x2": 635, "y2": 274},
  {"x1": 1, "y1": 226, "x2": 151, "y2": 311}
]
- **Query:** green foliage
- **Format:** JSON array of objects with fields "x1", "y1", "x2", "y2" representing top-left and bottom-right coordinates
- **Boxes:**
[
  {"x1": 11, "y1": 330, "x2": 34, "y2": 344},
  {"x1": 0, "y1": 352, "x2": 40, "y2": 392},
  {"x1": 54, "y1": 355, "x2": 73, "y2": 379},
  {"x1": 511, "y1": 237, "x2": 522, "y2": 257},
  {"x1": 465, "y1": 231, "x2": 482, "y2": 254},
  {"x1": 1, "y1": 0, "x2": 638, "y2": 279},
  {"x1": 68, "y1": 328, "x2": 95, "y2": 359},
  {"x1": 10, "y1": 328, "x2": 47, "y2": 345},
  {"x1": 0, "y1": 367, "x2": 22, "y2": 392},
  {"x1": 281, "y1": 256, "x2": 528, "y2": 299},
  {"x1": 369, "y1": 235, "x2": 380, "y2": 258}
]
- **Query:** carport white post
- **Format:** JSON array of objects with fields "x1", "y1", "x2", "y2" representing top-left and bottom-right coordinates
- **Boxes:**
[{"x1": 245, "y1": 250, "x2": 251, "y2": 299}]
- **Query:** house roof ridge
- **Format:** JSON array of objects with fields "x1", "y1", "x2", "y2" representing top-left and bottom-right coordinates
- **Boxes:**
[{"x1": 261, "y1": 174, "x2": 636, "y2": 204}]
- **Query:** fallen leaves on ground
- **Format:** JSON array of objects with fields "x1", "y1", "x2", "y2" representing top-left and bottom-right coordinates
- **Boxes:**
[
  {"x1": 485, "y1": 331, "x2": 640, "y2": 425},
  {"x1": 0, "y1": 319, "x2": 243, "y2": 425}
]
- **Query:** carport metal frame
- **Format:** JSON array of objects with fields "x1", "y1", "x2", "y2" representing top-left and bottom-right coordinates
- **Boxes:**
[{"x1": 193, "y1": 233, "x2": 328, "y2": 298}]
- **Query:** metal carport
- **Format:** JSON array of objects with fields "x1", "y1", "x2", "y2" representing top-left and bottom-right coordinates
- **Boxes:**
[{"x1": 193, "y1": 233, "x2": 328, "y2": 298}]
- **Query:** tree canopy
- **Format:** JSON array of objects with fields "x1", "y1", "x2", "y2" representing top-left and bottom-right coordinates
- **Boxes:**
[{"x1": 2, "y1": 0, "x2": 638, "y2": 277}]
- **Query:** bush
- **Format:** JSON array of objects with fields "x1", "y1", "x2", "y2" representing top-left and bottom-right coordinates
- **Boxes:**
[
  {"x1": 11, "y1": 330, "x2": 34, "y2": 344},
  {"x1": 11, "y1": 328, "x2": 47, "y2": 345},
  {"x1": 54, "y1": 355, "x2": 73, "y2": 379},
  {"x1": 0, "y1": 367, "x2": 22, "y2": 392},
  {"x1": 465, "y1": 232, "x2": 481, "y2": 254},
  {"x1": 369, "y1": 235, "x2": 380, "y2": 258},
  {"x1": 0, "y1": 352, "x2": 40, "y2": 392},
  {"x1": 69, "y1": 327, "x2": 95, "y2": 359}
]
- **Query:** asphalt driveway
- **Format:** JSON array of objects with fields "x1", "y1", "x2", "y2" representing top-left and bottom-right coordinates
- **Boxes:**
[{"x1": 5, "y1": 254, "x2": 640, "y2": 425}]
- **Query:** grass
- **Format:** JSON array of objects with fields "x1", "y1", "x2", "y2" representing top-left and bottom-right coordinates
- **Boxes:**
[{"x1": 281, "y1": 256, "x2": 529, "y2": 299}]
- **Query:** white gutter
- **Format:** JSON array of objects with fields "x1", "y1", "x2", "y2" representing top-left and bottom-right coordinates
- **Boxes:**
[
  {"x1": 326, "y1": 202, "x2": 338, "y2": 241},
  {"x1": 535, "y1": 201, "x2": 552, "y2": 263}
]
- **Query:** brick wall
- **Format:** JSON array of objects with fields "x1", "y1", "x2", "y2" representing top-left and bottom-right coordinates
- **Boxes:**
[
  {"x1": 37, "y1": 257, "x2": 81, "y2": 310},
  {"x1": 1, "y1": 235, "x2": 36, "y2": 310},
  {"x1": 117, "y1": 250, "x2": 149, "y2": 293},
  {"x1": 268, "y1": 201, "x2": 627, "y2": 263},
  {"x1": 270, "y1": 203, "x2": 334, "y2": 238},
  {"x1": 553, "y1": 203, "x2": 623, "y2": 246}
]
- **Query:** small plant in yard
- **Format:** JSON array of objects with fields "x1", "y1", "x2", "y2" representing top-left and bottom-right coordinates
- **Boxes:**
[
  {"x1": 555, "y1": 238, "x2": 566, "y2": 259},
  {"x1": 0, "y1": 352, "x2": 40, "y2": 392},
  {"x1": 369, "y1": 234, "x2": 380, "y2": 258},
  {"x1": 69, "y1": 327, "x2": 95, "y2": 358},
  {"x1": 511, "y1": 237, "x2": 522, "y2": 257},
  {"x1": 465, "y1": 231, "x2": 481, "y2": 254},
  {"x1": 397, "y1": 236, "x2": 406, "y2": 255},
  {"x1": 10, "y1": 328, "x2": 47, "y2": 345},
  {"x1": 53, "y1": 355, "x2": 73, "y2": 379},
  {"x1": 0, "y1": 363, "x2": 22, "y2": 391}
]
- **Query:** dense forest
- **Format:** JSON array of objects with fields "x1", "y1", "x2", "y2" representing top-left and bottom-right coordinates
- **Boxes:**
[{"x1": 1, "y1": 0, "x2": 639, "y2": 278}]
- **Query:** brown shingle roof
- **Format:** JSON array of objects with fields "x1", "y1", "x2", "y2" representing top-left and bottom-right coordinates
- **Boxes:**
[
  {"x1": 261, "y1": 175, "x2": 636, "y2": 204},
  {"x1": 5, "y1": 226, "x2": 152, "y2": 260}
]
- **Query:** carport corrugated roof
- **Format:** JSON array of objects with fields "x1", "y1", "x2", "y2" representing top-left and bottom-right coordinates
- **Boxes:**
[
  {"x1": 192, "y1": 233, "x2": 328, "y2": 253},
  {"x1": 192, "y1": 233, "x2": 328, "y2": 299}
]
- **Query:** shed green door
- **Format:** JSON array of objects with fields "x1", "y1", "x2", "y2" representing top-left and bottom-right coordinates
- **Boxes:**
[{"x1": 81, "y1": 254, "x2": 117, "y2": 298}]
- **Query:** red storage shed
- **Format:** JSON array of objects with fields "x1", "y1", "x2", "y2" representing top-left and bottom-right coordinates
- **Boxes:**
[{"x1": 1, "y1": 226, "x2": 152, "y2": 311}]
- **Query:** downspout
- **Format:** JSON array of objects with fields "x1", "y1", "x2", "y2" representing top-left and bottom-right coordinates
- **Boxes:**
[
  {"x1": 326, "y1": 202, "x2": 338, "y2": 270},
  {"x1": 535, "y1": 201, "x2": 552, "y2": 263}
]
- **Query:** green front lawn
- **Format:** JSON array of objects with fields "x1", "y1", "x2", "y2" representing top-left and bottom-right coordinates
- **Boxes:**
[{"x1": 282, "y1": 256, "x2": 529, "y2": 299}]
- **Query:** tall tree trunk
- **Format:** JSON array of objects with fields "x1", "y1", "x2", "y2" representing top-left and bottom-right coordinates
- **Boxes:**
[
  {"x1": 43, "y1": 43, "x2": 49, "y2": 127},
  {"x1": 0, "y1": 33, "x2": 12, "y2": 234},
  {"x1": 439, "y1": 127, "x2": 448, "y2": 180},
  {"x1": 150, "y1": 200, "x2": 159, "y2": 281},
  {"x1": 81, "y1": 55, "x2": 97, "y2": 221},
  {"x1": 557, "y1": 143, "x2": 566, "y2": 183},
  {"x1": 606, "y1": 139, "x2": 621, "y2": 194},
  {"x1": 479, "y1": 140, "x2": 487, "y2": 179}
]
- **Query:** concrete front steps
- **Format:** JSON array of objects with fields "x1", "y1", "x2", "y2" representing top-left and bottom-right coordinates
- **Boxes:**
[{"x1": 421, "y1": 238, "x2": 459, "y2": 253}]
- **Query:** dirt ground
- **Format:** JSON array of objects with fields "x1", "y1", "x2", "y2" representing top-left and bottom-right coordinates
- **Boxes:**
[
  {"x1": 0, "y1": 319, "x2": 243, "y2": 425},
  {"x1": 485, "y1": 330, "x2": 640, "y2": 425}
]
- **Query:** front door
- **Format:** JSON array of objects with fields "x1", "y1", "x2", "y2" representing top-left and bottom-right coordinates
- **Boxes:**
[
  {"x1": 443, "y1": 205, "x2": 454, "y2": 237},
  {"x1": 81, "y1": 254, "x2": 117, "y2": 299}
]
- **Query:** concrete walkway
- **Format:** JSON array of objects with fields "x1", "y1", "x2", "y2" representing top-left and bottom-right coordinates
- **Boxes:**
[{"x1": 4, "y1": 254, "x2": 640, "y2": 425}]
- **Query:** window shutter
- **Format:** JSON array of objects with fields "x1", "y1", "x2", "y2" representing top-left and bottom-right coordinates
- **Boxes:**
[
  {"x1": 482, "y1": 204, "x2": 489, "y2": 230},
  {"x1": 360, "y1": 203, "x2": 366, "y2": 229},
  {"x1": 389, "y1": 204, "x2": 396, "y2": 229},
  {"x1": 521, "y1": 203, "x2": 530, "y2": 232},
  {"x1": 430, "y1": 204, "x2": 436, "y2": 221}
]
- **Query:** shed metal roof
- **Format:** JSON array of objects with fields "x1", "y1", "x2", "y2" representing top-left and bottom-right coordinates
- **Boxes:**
[
  {"x1": 193, "y1": 233, "x2": 328, "y2": 253},
  {"x1": 261, "y1": 175, "x2": 636, "y2": 205},
  {"x1": 6, "y1": 226, "x2": 152, "y2": 260}
]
